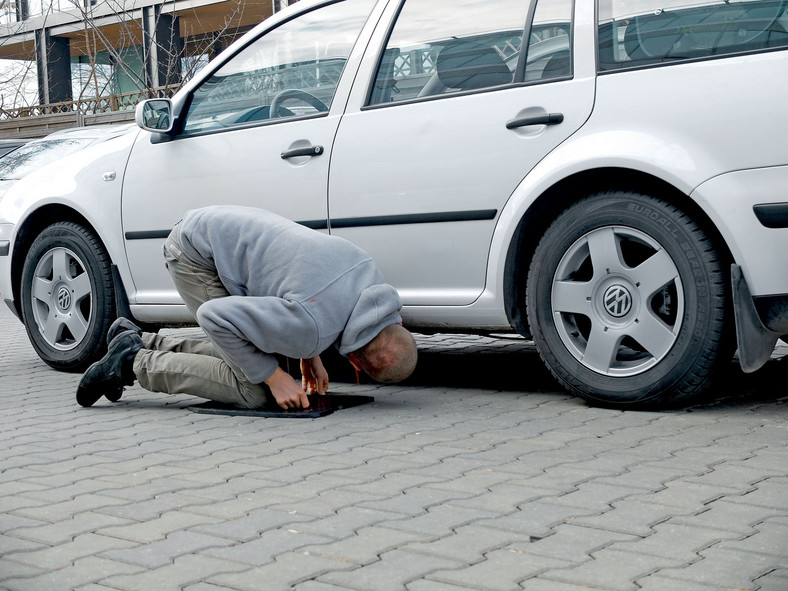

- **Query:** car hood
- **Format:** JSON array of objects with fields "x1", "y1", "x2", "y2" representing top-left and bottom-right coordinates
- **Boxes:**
[{"x1": 0, "y1": 127, "x2": 142, "y2": 223}]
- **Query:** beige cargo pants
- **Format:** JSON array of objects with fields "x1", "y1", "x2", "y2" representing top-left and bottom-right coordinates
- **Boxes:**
[{"x1": 131, "y1": 224, "x2": 272, "y2": 408}]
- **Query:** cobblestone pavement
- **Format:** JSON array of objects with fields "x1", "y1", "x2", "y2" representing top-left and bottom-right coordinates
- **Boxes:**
[{"x1": 0, "y1": 302, "x2": 786, "y2": 591}]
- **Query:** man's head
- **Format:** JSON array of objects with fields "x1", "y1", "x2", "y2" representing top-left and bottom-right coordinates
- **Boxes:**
[{"x1": 348, "y1": 324, "x2": 417, "y2": 383}]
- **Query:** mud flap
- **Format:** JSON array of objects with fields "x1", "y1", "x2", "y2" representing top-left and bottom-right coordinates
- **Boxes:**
[{"x1": 732, "y1": 264, "x2": 781, "y2": 373}]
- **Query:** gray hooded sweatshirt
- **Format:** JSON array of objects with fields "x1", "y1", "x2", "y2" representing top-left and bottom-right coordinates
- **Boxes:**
[{"x1": 177, "y1": 205, "x2": 403, "y2": 384}]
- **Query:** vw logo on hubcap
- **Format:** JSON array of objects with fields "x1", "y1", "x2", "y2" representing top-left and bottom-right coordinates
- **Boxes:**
[
  {"x1": 603, "y1": 284, "x2": 632, "y2": 318},
  {"x1": 57, "y1": 286, "x2": 71, "y2": 311}
]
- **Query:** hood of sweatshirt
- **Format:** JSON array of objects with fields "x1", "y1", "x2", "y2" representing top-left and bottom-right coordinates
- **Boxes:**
[{"x1": 338, "y1": 283, "x2": 403, "y2": 356}]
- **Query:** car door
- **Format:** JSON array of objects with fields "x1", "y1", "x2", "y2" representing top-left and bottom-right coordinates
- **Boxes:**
[
  {"x1": 120, "y1": 0, "x2": 378, "y2": 306},
  {"x1": 328, "y1": 0, "x2": 595, "y2": 307}
]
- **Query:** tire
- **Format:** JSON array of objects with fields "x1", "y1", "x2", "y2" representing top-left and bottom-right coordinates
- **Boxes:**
[
  {"x1": 526, "y1": 191, "x2": 731, "y2": 409},
  {"x1": 20, "y1": 222, "x2": 116, "y2": 372}
]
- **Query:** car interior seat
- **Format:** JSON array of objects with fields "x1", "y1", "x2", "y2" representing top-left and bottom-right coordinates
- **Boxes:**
[
  {"x1": 435, "y1": 39, "x2": 512, "y2": 92},
  {"x1": 540, "y1": 51, "x2": 571, "y2": 79}
]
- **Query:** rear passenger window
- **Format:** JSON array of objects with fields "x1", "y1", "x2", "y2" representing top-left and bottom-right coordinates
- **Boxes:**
[
  {"x1": 523, "y1": 0, "x2": 573, "y2": 81},
  {"x1": 598, "y1": 0, "x2": 788, "y2": 72},
  {"x1": 369, "y1": 0, "x2": 530, "y2": 105}
]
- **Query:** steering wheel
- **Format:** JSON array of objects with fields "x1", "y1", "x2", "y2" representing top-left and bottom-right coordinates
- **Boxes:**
[{"x1": 269, "y1": 89, "x2": 329, "y2": 118}]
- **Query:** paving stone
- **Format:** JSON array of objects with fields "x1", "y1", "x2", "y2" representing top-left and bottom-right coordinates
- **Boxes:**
[
  {"x1": 608, "y1": 521, "x2": 740, "y2": 561},
  {"x1": 716, "y1": 518, "x2": 788, "y2": 558},
  {"x1": 101, "y1": 554, "x2": 248, "y2": 591},
  {"x1": 209, "y1": 552, "x2": 355, "y2": 591},
  {"x1": 181, "y1": 584, "x2": 244, "y2": 591},
  {"x1": 681, "y1": 462, "x2": 783, "y2": 490},
  {"x1": 498, "y1": 465, "x2": 608, "y2": 490},
  {"x1": 101, "y1": 530, "x2": 234, "y2": 568},
  {"x1": 1, "y1": 556, "x2": 145, "y2": 591},
  {"x1": 357, "y1": 486, "x2": 474, "y2": 516},
  {"x1": 379, "y1": 503, "x2": 499, "y2": 537},
  {"x1": 549, "y1": 481, "x2": 650, "y2": 512},
  {"x1": 426, "y1": 547, "x2": 571, "y2": 591},
  {"x1": 476, "y1": 501, "x2": 601, "y2": 539},
  {"x1": 752, "y1": 569, "x2": 788, "y2": 591},
  {"x1": 507, "y1": 523, "x2": 638, "y2": 563},
  {"x1": 629, "y1": 479, "x2": 741, "y2": 511},
  {"x1": 406, "y1": 582, "x2": 496, "y2": 591},
  {"x1": 293, "y1": 506, "x2": 404, "y2": 540},
  {"x1": 6, "y1": 533, "x2": 137, "y2": 570},
  {"x1": 592, "y1": 463, "x2": 693, "y2": 493},
  {"x1": 96, "y1": 491, "x2": 214, "y2": 521},
  {"x1": 638, "y1": 546, "x2": 780, "y2": 590},
  {"x1": 202, "y1": 528, "x2": 334, "y2": 567},
  {"x1": 13, "y1": 493, "x2": 131, "y2": 522},
  {"x1": 269, "y1": 486, "x2": 400, "y2": 519},
  {"x1": 670, "y1": 498, "x2": 785, "y2": 535},
  {"x1": 318, "y1": 549, "x2": 463, "y2": 591},
  {"x1": 303, "y1": 526, "x2": 429, "y2": 565},
  {"x1": 191, "y1": 507, "x2": 315, "y2": 542},
  {"x1": 724, "y1": 477, "x2": 788, "y2": 511},
  {"x1": 0, "y1": 558, "x2": 46, "y2": 581},
  {"x1": 400, "y1": 524, "x2": 525, "y2": 564},
  {"x1": 544, "y1": 548, "x2": 684, "y2": 590},
  {"x1": 7, "y1": 512, "x2": 134, "y2": 545},
  {"x1": 634, "y1": 574, "x2": 728, "y2": 591},
  {"x1": 572, "y1": 499, "x2": 695, "y2": 536},
  {"x1": 448, "y1": 481, "x2": 562, "y2": 515},
  {"x1": 0, "y1": 495, "x2": 47, "y2": 515},
  {"x1": 96, "y1": 511, "x2": 223, "y2": 544},
  {"x1": 505, "y1": 580, "x2": 623, "y2": 591}
]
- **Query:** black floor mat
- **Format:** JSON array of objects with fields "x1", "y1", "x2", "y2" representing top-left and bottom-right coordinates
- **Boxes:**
[{"x1": 187, "y1": 393, "x2": 374, "y2": 418}]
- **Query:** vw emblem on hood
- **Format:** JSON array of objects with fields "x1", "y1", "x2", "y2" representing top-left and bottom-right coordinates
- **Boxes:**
[{"x1": 603, "y1": 284, "x2": 632, "y2": 318}]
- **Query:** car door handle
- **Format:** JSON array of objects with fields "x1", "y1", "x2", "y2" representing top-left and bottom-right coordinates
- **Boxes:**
[
  {"x1": 506, "y1": 113, "x2": 564, "y2": 130},
  {"x1": 281, "y1": 145, "x2": 325, "y2": 159}
]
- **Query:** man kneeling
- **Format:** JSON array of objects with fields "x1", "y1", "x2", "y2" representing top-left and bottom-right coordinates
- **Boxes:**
[{"x1": 76, "y1": 206, "x2": 417, "y2": 410}]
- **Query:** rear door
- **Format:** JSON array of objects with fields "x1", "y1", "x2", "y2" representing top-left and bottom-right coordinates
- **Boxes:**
[{"x1": 328, "y1": 0, "x2": 595, "y2": 306}]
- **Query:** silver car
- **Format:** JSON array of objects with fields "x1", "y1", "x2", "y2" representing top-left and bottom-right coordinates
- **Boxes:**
[{"x1": 1, "y1": 0, "x2": 786, "y2": 408}]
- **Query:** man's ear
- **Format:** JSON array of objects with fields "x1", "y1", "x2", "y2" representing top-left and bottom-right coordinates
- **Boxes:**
[{"x1": 347, "y1": 352, "x2": 363, "y2": 371}]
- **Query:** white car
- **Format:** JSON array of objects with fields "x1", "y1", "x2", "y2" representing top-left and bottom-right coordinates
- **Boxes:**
[{"x1": 1, "y1": 0, "x2": 786, "y2": 408}]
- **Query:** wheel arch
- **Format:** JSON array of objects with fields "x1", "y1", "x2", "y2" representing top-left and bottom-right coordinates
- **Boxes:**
[
  {"x1": 10, "y1": 205, "x2": 113, "y2": 318},
  {"x1": 503, "y1": 167, "x2": 735, "y2": 337}
]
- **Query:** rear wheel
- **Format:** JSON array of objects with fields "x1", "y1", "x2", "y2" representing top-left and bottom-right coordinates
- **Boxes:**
[
  {"x1": 20, "y1": 222, "x2": 116, "y2": 371},
  {"x1": 526, "y1": 191, "x2": 731, "y2": 408}
]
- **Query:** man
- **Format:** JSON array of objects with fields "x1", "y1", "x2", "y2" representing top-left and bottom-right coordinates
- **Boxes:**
[{"x1": 76, "y1": 205, "x2": 418, "y2": 410}]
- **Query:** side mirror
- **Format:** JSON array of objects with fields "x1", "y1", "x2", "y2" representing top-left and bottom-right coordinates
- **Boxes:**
[{"x1": 135, "y1": 99, "x2": 174, "y2": 134}]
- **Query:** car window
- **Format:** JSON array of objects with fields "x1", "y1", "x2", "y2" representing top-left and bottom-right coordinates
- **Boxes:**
[
  {"x1": 598, "y1": 0, "x2": 788, "y2": 71},
  {"x1": 0, "y1": 138, "x2": 93, "y2": 180},
  {"x1": 181, "y1": 0, "x2": 375, "y2": 135},
  {"x1": 368, "y1": 0, "x2": 531, "y2": 105},
  {"x1": 523, "y1": 0, "x2": 573, "y2": 82}
]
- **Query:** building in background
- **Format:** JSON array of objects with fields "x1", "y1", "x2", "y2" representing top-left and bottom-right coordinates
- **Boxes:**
[{"x1": 0, "y1": 0, "x2": 299, "y2": 126}]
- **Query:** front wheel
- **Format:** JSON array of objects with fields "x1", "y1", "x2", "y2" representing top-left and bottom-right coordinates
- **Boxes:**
[
  {"x1": 20, "y1": 222, "x2": 116, "y2": 371},
  {"x1": 526, "y1": 192, "x2": 732, "y2": 409}
]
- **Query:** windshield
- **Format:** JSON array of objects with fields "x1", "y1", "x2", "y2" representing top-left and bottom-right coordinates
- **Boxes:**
[{"x1": 0, "y1": 138, "x2": 94, "y2": 180}]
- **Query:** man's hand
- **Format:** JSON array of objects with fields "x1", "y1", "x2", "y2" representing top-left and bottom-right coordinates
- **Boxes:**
[
  {"x1": 265, "y1": 367, "x2": 310, "y2": 409},
  {"x1": 301, "y1": 356, "x2": 329, "y2": 395}
]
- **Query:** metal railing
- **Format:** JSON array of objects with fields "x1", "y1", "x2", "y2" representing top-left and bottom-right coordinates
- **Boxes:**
[{"x1": 0, "y1": 86, "x2": 177, "y2": 120}]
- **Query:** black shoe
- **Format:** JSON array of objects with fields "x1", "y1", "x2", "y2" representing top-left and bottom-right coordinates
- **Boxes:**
[
  {"x1": 77, "y1": 331, "x2": 143, "y2": 407},
  {"x1": 107, "y1": 317, "x2": 142, "y2": 345},
  {"x1": 105, "y1": 388, "x2": 124, "y2": 403}
]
